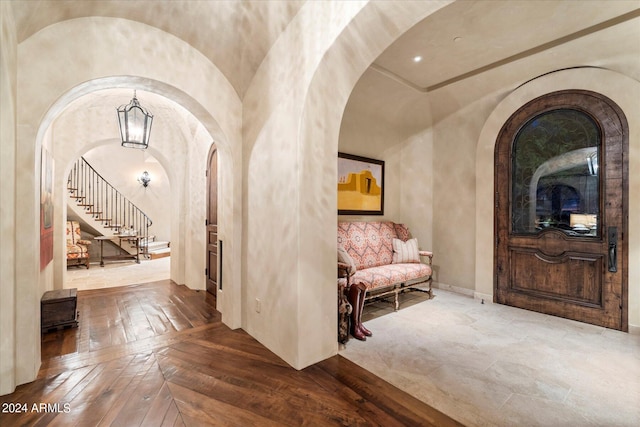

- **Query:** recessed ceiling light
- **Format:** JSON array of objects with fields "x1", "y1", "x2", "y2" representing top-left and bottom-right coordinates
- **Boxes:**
[
  {"x1": 453, "y1": 36, "x2": 463, "y2": 42},
  {"x1": 413, "y1": 55, "x2": 422, "y2": 63}
]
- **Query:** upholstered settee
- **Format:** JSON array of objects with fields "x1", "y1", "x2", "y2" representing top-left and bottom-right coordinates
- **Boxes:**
[
  {"x1": 337, "y1": 221, "x2": 433, "y2": 311},
  {"x1": 66, "y1": 220, "x2": 91, "y2": 269}
]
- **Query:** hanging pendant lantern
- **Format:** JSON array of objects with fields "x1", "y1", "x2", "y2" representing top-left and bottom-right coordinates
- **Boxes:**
[{"x1": 117, "y1": 90, "x2": 153, "y2": 149}]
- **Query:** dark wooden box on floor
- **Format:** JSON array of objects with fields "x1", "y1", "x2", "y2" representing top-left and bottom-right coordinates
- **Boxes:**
[{"x1": 41, "y1": 288, "x2": 78, "y2": 333}]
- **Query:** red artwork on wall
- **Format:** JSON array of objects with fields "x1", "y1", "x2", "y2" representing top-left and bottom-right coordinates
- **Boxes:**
[{"x1": 40, "y1": 148, "x2": 54, "y2": 270}]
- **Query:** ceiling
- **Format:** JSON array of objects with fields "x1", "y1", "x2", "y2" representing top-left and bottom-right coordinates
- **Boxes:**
[
  {"x1": 9, "y1": 0, "x2": 640, "y2": 135},
  {"x1": 10, "y1": 0, "x2": 305, "y2": 99},
  {"x1": 347, "y1": 0, "x2": 640, "y2": 134},
  {"x1": 373, "y1": 1, "x2": 640, "y2": 91}
]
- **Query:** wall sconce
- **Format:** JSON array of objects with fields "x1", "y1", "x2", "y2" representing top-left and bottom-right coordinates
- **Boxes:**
[
  {"x1": 117, "y1": 90, "x2": 153, "y2": 149},
  {"x1": 138, "y1": 171, "x2": 151, "y2": 187}
]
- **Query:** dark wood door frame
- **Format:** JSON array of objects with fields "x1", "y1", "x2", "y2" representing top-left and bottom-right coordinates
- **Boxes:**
[
  {"x1": 494, "y1": 90, "x2": 629, "y2": 331},
  {"x1": 206, "y1": 145, "x2": 219, "y2": 298}
]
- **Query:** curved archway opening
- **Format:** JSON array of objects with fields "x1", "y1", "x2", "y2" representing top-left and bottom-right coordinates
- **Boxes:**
[{"x1": 36, "y1": 82, "x2": 226, "y2": 298}]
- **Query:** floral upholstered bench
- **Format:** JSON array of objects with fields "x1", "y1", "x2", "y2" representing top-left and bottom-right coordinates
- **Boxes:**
[
  {"x1": 337, "y1": 221, "x2": 433, "y2": 311},
  {"x1": 337, "y1": 221, "x2": 433, "y2": 341}
]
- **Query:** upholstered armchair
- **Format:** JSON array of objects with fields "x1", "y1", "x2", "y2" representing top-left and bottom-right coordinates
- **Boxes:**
[{"x1": 66, "y1": 220, "x2": 91, "y2": 269}]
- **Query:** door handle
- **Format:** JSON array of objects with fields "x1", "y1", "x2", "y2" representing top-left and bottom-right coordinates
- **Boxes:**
[{"x1": 608, "y1": 227, "x2": 617, "y2": 273}]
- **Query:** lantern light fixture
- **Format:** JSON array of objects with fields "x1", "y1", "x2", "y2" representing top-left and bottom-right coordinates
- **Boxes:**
[{"x1": 117, "y1": 90, "x2": 153, "y2": 149}]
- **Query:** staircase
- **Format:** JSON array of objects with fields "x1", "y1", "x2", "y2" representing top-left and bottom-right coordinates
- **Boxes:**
[{"x1": 67, "y1": 157, "x2": 168, "y2": 259}]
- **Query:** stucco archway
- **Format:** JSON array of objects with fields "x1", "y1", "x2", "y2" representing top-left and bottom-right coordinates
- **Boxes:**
[
  {"x1": 31, "y1": 76, "x2": 239, "y2": 305},
  {"x1": 293, "y1": 1, "x2": 455, "y2": 367},
  {"x1": 11, "y1": 17, "x2": 243, "y2": 389}
]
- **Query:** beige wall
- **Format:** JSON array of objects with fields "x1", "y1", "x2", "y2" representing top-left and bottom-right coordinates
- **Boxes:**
[
  {"x1": 242, "y1": 0, "x2": 372, "y2": 369},
  {"x1": 0, "y1": 0, "x2": 18, "y2": 396},
  {"x1": 82, "y1": 146, "x2": 172, "y2": 242}
]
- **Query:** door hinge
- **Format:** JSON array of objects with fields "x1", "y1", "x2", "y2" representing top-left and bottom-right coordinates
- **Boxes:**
[
  {"x1": 205, "y1": 219, "x2": 208, "y2": 226},
  {"x1": 495, "y1": 192, "x2": 499, "y2": 208},
  {"x1": 205, "y1": 268, "x2": 208, "y2": 276}
]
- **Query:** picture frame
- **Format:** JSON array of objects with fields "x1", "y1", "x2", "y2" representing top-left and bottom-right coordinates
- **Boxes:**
[
  {"x1": 337, "y1": 152, "x2": 384, "y2": 215},
  {"x1": 40, "y1": 147, "x2": 54, "y2": 270}
]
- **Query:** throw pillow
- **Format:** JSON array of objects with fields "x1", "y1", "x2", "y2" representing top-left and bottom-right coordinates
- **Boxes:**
[
  {"x1": 392, "y1": 238, "x2": 420, "y2": 263},
  {"x1": 338, "y1": 244, "x2": 357, "y2": 276}
]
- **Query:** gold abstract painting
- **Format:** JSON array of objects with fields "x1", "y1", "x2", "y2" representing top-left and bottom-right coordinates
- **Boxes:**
[{"x1": 338, "y1": 153, "x2": 384, "y2": 215}]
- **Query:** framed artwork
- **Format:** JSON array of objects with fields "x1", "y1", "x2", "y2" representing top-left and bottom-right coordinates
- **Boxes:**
[
  {"x1": 337, "y1": 152, "x2": 384, "y2": 215},
  {"x1": 40, "y1": 147, "x2": 54, "y2": 270}
]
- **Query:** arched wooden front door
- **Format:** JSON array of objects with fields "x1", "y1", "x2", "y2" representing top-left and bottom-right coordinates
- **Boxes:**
[
  {"x1": 206, "y1": 145, "x2": 218, "y2": 297},
  {"x1": 495, "y1": 90, "x2": 628, "y2": 331}
]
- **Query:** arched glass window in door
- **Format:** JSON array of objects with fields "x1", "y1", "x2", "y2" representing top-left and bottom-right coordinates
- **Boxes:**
[{"x1": 511, "y1": 109, "x2": 600, "y2": 236}]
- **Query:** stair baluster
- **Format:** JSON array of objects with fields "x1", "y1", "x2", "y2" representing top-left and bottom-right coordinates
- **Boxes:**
[{"x1": 67, "y1": 156, "x2": 153, "y2": 257}]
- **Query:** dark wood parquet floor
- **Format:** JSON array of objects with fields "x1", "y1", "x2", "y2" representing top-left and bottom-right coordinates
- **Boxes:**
[{"x1": 1, "y1": 280, "x2": 462, "y2": 426}]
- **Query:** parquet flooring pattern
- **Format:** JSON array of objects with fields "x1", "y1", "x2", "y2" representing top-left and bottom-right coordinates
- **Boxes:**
[{"x1": 1, "y1": 280, "x2": 462, "y2": 426}]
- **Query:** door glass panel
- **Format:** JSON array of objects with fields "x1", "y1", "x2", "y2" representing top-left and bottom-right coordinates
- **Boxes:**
[{"x1": 512, "y1": 109, "x2": 600, "y2": 236}]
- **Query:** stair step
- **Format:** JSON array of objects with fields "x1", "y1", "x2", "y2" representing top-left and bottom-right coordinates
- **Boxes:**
[
  {"x1": 87, "y1": 211, "x2": 102, "y2": 214},
  {"x1": 149, "y1": 248, "x2": 171, "y2": 260},
  {"x1": 144, "y1": 241, "x2": 170, "y2": 251},
  {"x1": 77, "y1": 204, "x2": 93, "y2": 207}
]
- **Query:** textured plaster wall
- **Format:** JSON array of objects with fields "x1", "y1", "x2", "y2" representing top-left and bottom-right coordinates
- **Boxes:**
[
  {"x1": 430, "y1": 98, "x2": 495, "y2": 290},
  {"x1": 5, "y1": 16, "x2": 242, "y2": 392},
  {"x1": 294, "y1": 0, "x2": 451, "y2": 369},
  {"x1": 242, "y1": 0, "x2": 370, "y2": 369},
  {"x1": 398, "y1": 131, "x2": 434, "y2": 256},
  {"x1": 0, "y1": 1, "x2": 18, "y2": 396},
  {"x1": 82, "y1": 146, "x2": 172, "y2": 242},
  {"x1": 39, "y1": 126, "x2": 55, "y2": 299},
  {"x1": 476, "y1": 68, "x2": 640, "y2": 328},
  {"x1": 241, "y1": 0, "x2": 449, "y2": 370}
]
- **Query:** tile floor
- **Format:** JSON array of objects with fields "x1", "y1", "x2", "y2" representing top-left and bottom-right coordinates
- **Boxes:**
[
  {"x1": 65, "y1": 263, "x2": 639, "y2": 426},
  {"x1": 340, "y1": 288, "x2": 640, "y2": 427},
  {"x1": 65, "y1": 257, "x2": 170, "y2": 291}
]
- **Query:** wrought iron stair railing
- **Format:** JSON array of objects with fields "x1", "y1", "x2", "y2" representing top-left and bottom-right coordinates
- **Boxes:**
[{"x1": 67, "y1": 156, "x2": 152, "y2": 255}]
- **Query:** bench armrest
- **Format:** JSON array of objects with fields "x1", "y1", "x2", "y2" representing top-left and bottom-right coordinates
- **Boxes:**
[{"x1": 419, "y1": 250, "x2": 433, "y2": 264}]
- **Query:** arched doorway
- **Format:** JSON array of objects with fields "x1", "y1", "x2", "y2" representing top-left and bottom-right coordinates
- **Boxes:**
[
  {"x1": 206, "y1": 144, "x2": 219, "y2": 298},
  {"x1": 495, "y1": 90, "x2": 628, "y2": 330}
]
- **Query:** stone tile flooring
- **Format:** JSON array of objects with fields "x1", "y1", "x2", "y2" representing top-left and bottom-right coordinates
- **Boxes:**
[
  {"x1": 341, "y1": 288, "x2": 640, "y2": 427},
  {"x1": 65, "y1": 263, "x2": 639, "y2": 426},
  {"x1": 65, "y1": 257, "x2": 170, "y2": 291}
]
